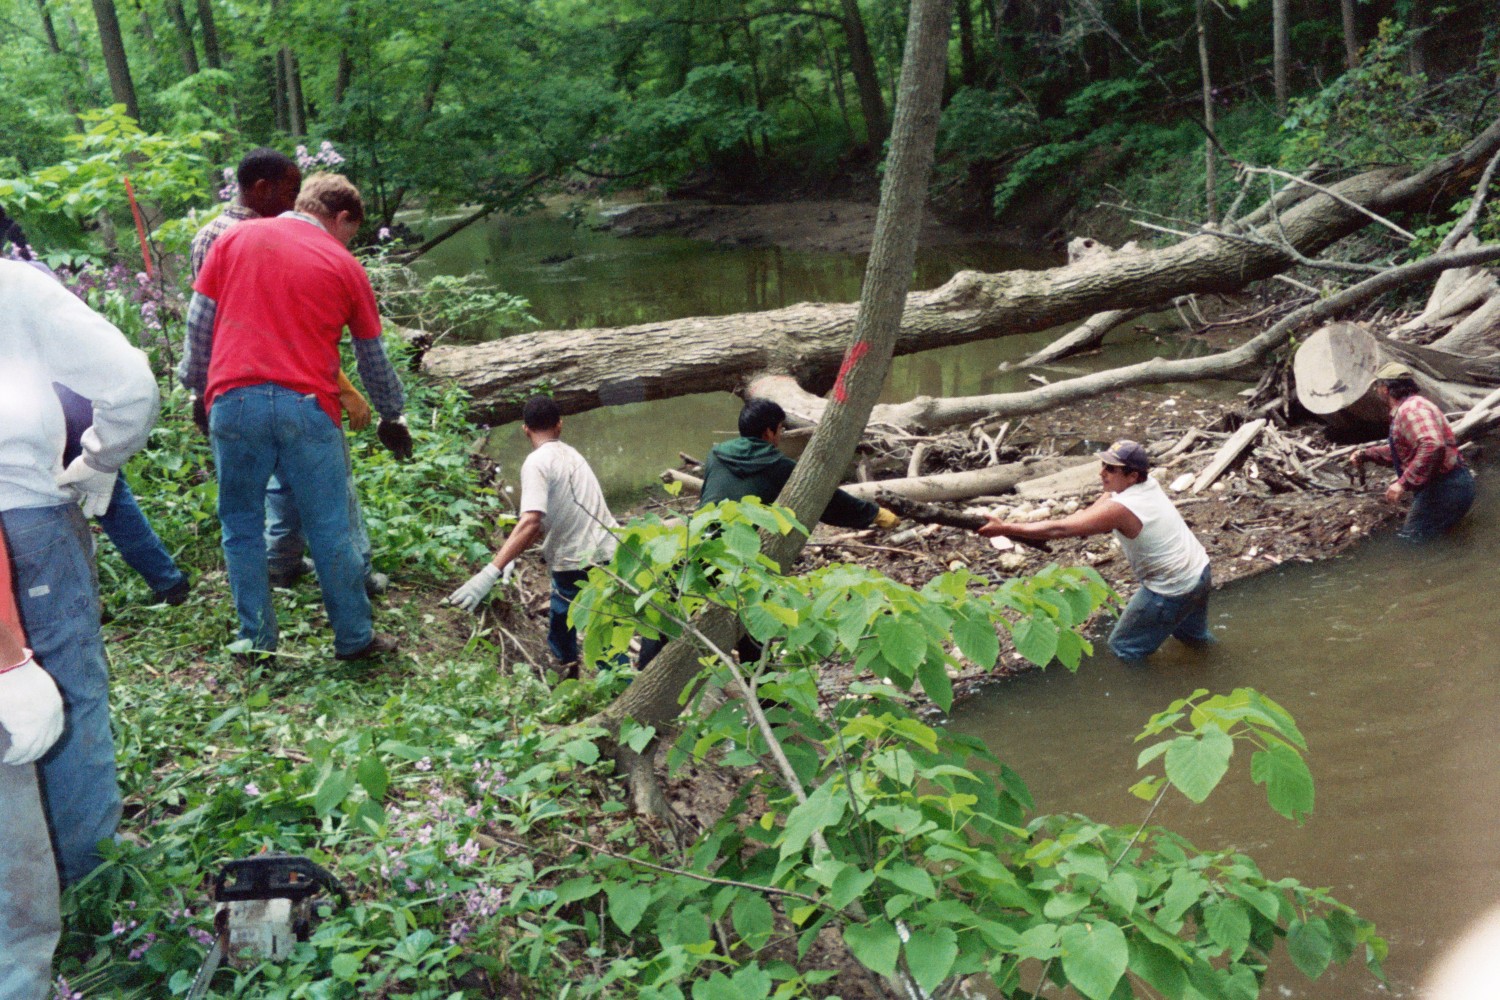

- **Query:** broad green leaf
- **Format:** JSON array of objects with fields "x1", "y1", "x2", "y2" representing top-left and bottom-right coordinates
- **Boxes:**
[
  {"x1": 1011, "y1": 612, "x2": 1059, "y2": 667},
  {"x1": 1128, "y1": 938, "x2": 1187, "y2": 1000},
  {"x1": 904, "y1": 926, "x2": 958, "y2": 993},
  {"x1": 952, "y1": 613, "x2": 999, "y2": 669},
  {"x1": 607, "y1": 884, "x2": 652, "y2": 934},
  {"x1": 1060, "y1": 920, "x2": 1129, "y2": 1000},
  {"x1": 828, "y1": 865, "x2": 877, "y2": 910},
  {"x1": 313, "y1": 769, "x2": 355, "y2": 818},
  {"x1": 879, "y1": 864, "x2": 937, "y2": 900},
  {"x1": 330, "y1": 953, "x2": 360, "y2": 980},
  {"x1": 731, "y1": 894, "x2": 775, "y2": 949},
  {"x1": 916, "y1": 656, "x2": 954, "y2": 712},
  {"x1": 843, "y1": 920, "x2": 900, "y2": 978},
  {"x1": 875, "y1": 615, "x2": 927, "y2": 674},
  {"x1": 1250, "y1": 743, "x2": 1315, "y2": 823},
  {"x1": 1101, "y1": 872, "x2": 1138, "y2": 913},
  {"x1": 562, "y1": 737, "x2": 600, "y2": 765},
  {"x1": 1164, "y1": 728, "x2": 1234, "y2": 803},
  {"x1": 355, "y1": 756, "x2": 388, "y2": 800},
  {"x1": 1287, "y1": 918, "x2": 1333, "y2": 979},
  {"x1": 1204, "y1": 899, "x2": 1251, "y2": 960},
  {"x1": 779, "y1": 782, "x2": 846, "y2": 858}
]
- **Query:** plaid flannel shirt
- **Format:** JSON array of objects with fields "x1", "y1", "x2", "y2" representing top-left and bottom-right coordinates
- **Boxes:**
[
  {"x1": 190, "y1": 202, "x2": 257, "y2": 276},
  {"x1": 1363, "y1": 394, "x2": 1461, "y2": 490}
]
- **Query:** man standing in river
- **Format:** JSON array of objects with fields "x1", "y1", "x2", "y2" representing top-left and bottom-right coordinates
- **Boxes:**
[
  {"x1": 976, "y1": 440, "x2": 1215, "y2": 661},
  {"x1": 1350, "y1": 362, "x2": 1475, "y2": 541}
]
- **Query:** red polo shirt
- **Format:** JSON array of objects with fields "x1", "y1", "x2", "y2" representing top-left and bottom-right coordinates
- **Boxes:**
[{"x1": 193, "y1": 215, "x2": 382, "y2": 427}]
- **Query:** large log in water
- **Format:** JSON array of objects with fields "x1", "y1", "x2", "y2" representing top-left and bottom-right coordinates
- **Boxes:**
[
  {"x1": 424, "y1": 115, "x2": 1500, "y2": 427},
  {"x1": 1293, "y1": 322, "x2": 1489, "y2": 433}
]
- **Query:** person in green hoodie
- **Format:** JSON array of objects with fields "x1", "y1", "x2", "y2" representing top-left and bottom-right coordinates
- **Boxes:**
[{"x1": 638, "y1": 399, "x2": 899, "y2": 666}]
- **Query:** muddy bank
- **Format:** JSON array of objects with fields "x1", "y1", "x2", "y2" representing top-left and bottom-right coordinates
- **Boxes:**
[{"x1": 601, "y1": 198, "x2": 1030, "y2": 255}]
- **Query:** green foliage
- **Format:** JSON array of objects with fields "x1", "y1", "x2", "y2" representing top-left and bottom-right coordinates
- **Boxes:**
[
  {"x1": 364, "y1": 248, "x2": 539, "y2": 342},
  {"x1": 0, "y1": 106, "x2": 219, "y2": 256}
]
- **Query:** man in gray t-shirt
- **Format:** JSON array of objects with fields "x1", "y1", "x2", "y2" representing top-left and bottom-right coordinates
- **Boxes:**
[{"x1": 447, "y1": 396, "x2": 618, "y2": 675}]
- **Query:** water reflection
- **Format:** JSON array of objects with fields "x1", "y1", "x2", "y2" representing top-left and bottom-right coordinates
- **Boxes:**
[{"x1": 948, "y1": 475, "x2": 1500, "y2": 998}]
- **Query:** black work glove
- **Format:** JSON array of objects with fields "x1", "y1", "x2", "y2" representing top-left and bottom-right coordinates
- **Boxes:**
[
  {"x1": 191, "y1": 394, "x2": 210, "y2": 437},
  {"x1": 378, "y1": 416, "x2": 413, "y2": 460}
]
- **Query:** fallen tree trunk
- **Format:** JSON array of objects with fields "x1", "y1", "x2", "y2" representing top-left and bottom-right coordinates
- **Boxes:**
[
  {"x1": 1011, "y1": 307, "x2": 1146, "y2": 368},
  {"x1": 425, "y1": 115, "x2": 1500, "y2": 426}
]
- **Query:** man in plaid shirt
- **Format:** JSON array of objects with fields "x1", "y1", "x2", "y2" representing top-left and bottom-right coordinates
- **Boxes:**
[{"x1": 1352, "y1": 362, "x2": 1475, "y2": 541}]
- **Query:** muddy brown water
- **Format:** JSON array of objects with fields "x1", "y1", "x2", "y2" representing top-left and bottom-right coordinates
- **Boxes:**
[{"x1": 420, "y1": 208, "x2": 1492, "y2": 996}]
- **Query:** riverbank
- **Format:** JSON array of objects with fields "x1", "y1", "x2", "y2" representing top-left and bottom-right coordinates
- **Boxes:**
[{"x1": 601, "y1": 197, "x2": 1033, "y2": 254}]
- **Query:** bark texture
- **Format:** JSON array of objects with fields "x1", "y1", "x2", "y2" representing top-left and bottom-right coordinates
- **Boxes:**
[
  {"x1": 427, "y1": 113, "x2": 1500, "y2": 429},
  {"x1": 91, "y1": 0, "x2": 139, "y2": 120}
]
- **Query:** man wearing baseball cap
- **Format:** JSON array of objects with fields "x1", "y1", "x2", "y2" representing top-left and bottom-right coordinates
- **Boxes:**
[
  {"x1": 978, "y1": 438, "x2": 1214, "y2": 661},
  {"x1": 1350, "y1": 361, "x2": 1475, "y2": 540}
]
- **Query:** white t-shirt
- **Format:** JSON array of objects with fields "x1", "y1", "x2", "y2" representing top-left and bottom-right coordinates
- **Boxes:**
[
  {"x1": 0, "y1": 262, "x2": 159, "y2": 510},
  {"x1": 518, "y1": 440, "x2": 618, "y2": 571},
  {"x1": 1109, "y1": 477, "x2": 1210, "y2": 597}
]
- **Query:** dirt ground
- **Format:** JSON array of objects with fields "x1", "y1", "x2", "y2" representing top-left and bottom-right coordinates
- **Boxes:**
[{"x1": 601, "y1": 198, "x2": 1017, "y2": 255}]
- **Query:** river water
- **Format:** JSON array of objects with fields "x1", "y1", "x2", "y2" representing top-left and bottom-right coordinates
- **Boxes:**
[{"x1": 419, "y1": 209, "x2": 1496, "y2": 996}]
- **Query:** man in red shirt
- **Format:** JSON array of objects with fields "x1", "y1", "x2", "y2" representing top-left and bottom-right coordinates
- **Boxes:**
[
  {"x1": 182, "y1": 173, "x2": 411, "y2": 661},
  {"x1": 1352, "y1": 362, "x2": 1476, "y2": 541}
]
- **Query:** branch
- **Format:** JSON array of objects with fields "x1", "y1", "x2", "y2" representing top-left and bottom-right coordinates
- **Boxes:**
[
  {"x1": 1239, "y1": 165, "x2": 1418, "y2": 241},
  {"x1": 1439, "y1": 147, "x2": 1500, "y2": 251}
]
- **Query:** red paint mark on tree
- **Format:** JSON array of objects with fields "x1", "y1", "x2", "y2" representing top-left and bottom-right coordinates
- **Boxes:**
[{"x1": 832, "y1": 341, "x2": 870, "y2": 403}]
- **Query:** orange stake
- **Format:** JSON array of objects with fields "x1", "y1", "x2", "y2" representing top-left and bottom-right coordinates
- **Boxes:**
[{"x1": 123, "y1": 175, "x2": 153, "y2": 277}]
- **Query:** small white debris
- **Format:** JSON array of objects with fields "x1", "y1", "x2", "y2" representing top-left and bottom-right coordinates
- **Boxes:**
[
  {"x1": 1169, "y1": 472, "x2": 1195, "y2": 492},
  {"x1": 988, "y1": 535, "x2": 1015, "y2": 551}
]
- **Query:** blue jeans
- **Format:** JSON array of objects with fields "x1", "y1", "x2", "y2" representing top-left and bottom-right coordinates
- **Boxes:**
[
  {"x1": 0, "y1": 503, "x2": 120, "y2": 885},
  {"x1": 549, "y1": 570, "x2": 590, "y2": 665},
  {"x1": 1108, "y1": 565, "x2": 1214, "y2": 661},
  {"x1": 99, "y1": 474, "x2": 185, "y2": 596},
  {"x1": 211, "y1": 385, "x2": 373, "y2": 657},
  {"x1": 0, "y1": 756, "x2": 60, "y2": 999},
  {"x1": 1400, "y1": 465, "x2": 1476, "y2": 542},
  {"x1": 266, "y1": 431, "x2": 372, "y2": 580}
]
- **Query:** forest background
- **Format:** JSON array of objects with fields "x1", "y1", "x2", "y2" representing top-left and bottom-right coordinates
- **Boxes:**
[{"x1": 0, "y1": 1, "x2": 1494, "y2": 998}]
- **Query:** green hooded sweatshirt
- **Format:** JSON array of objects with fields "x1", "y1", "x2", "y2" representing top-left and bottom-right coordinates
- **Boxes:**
[{"x1": 698, "y1": 437, "x2": 878, "y2": 529}]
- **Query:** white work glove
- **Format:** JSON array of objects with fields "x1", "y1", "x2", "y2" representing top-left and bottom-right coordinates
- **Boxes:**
[
  {"x1": 56, "y1": 456, "x2": 117, "y2": 518},
  {"x1": 0, "y1": 659, "x2": 65, "y2": 765},
  {"x1": 447, "y1": 564, "x2": 503, "y2": 612}
]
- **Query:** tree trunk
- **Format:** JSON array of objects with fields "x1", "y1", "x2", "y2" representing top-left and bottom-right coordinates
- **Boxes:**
[
  {"x1": 131, "y1": 0, "x2": 157, "y2": 58},
  {"x1": 595, "y1": 0, "x2": 953, "y2": 736},
  {"x1": 1272, "y1": 0, "x2": 1289, "y2": 116},
  {"x1": 285, "y1": 48, "x2": 307, "y2": 135},
  {"x1": 196, "y1": 0, "x2": 221, "y2": 69},
  {"x1": 271, "y1": 54, "x2": 288, "y2": 132},
  {"x1": 35, "y1": 0, "x2": 61, "y2": 53},
  {"x1": 1340, "y1": 0, "x2": 1359, "y2": 69},
  {"x1": 1196, "y1": 0, "x2": 1217, "y2": 222},
  {"x1": 91, "y1": 0, "x2": 140, "y2": 121},
  {"x1": 955, "y1": 0, "x2": 976, "y2": 87},
  {"x1": 425, "y1": 114, "x2": 1500, "y2": 428},
  {"x1": 164, "y1": 0, "x2": 199, "y2": 75},
  {"x1": 839, "y1": 0, "x2": 888, "y2": 148}
]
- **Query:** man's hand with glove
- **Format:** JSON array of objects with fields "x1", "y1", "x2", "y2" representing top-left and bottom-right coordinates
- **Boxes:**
[
  {"x1": 446, "y1": 562, "x2": 515, "y2": 612},
  {"x1": 873, "y1": 507, "x2": 901, "y2": 530},
  {"x1": 0, "y1": 658, "x2": 65, "y2": 765},
  {"x1": 378, "y1": 416, "x2": 413, "y2": 460},
  {"x1": 56, "y1": 455, "x2": 117, "y2": 518}
]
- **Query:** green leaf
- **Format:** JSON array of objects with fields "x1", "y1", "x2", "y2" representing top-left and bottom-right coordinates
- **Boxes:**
[
  {"x1": 1204, "y1": 899, "x2": 1251, "y2": 960},
  {"x1": 1287, "y1": 918, "x2": 1333, "y2": 979},
  {"x1": 1128, "y1": 939, "x2": 1187, "y2": 1000},
  {"x1": 562, "y1": 737, "x2": 600, "y2": 765},
  {"x1": 330, "y1": 953, "x2": 361, "y2": 979},
  {"x1": 606, "y1": 884, "x2": 652, "y2": 934},
  {"x1": 916, "y1": 656, "x2": 954, "y2": 712},
  {"x1": 313, "y1": 769, "x2": 355, "y2": 818},
  {"x1": 875, "y1": 615, "x2": 927, "y2": 674},
  {"x1": 1163, "y1": 728, "x2": 1233, "y2": 803},
  {"x1": 879, "y1": 864, "x2": 937, "y2": 900},
  {"x1": 843, "y1": 920, "x2": 900, "y2": 978},
  {"x1": 1250, "y1": 744, "x2": 1315, "y2": 823},
  {"x1": 828, "y1": 865, "x2": 877, "y2": 910},
  {"x1": 1011, "y1": 612, "x2": 1059, "y2": 667},
  {"x1": 952, "y1": 613, "x2": 999, "y2": 669},
  {"x1": 779, "y1": 782, "x2": 847, "y2": 859},
  {"x1": 1060, "y1": 920, "x2": 1129, "y2": 1000},
  {"x1": 731, "y1": 894, "x2": 775, "y2": 949},
  {"x1": 355, "y1": 756, "x2": 389, "y2": 800},
  {"x1": 904, "y1": 926, "x2": 958, "y2": 993}
]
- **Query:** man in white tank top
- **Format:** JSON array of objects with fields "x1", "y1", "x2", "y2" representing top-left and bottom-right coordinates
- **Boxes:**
[{"x1": 978, "y1": 440, "x2": 1214, "y2": 661}]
